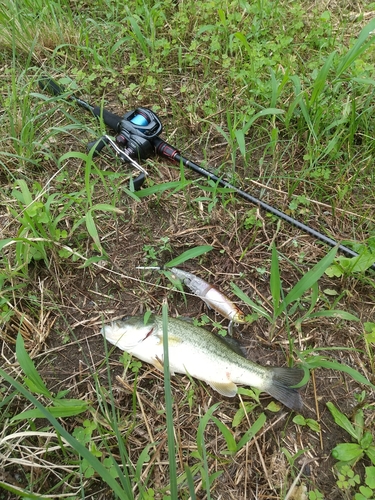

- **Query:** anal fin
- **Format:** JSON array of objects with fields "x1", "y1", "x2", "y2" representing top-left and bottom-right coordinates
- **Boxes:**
[
  {"x1": 208, "y1": 380, "x2": 238, "y2": 397},
  {"x1": 153, "y1": 355, "x2": 164, "y2": 372},
  {"x1": 153, "y1": 355, "x2": 176, "y2": 375}
]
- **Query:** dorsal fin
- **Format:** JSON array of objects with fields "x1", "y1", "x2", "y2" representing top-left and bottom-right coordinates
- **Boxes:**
[{"x1": 214, "y1": 334, "x2": 248, "y2": 358}]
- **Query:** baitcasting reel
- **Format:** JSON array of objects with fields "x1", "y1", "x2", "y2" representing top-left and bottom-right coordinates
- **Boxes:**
[{"x1": 87, "y1": 107, "x2": 163, "y2": 188}]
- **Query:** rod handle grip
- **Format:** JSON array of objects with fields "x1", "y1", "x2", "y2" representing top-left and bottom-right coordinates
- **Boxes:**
[
  {"x1": 92, "y1": 106, "x2": 122, "y2": 131},
  {"x1": 38, "y1": 77, "x2": 65, "y2": 96}
]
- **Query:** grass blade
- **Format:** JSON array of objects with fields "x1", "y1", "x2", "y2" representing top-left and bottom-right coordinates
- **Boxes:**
[
  {"x1": 0, "y1": 481, "x2": 45, "y2": 499},
  {"x1": 162, "y1": 300, "x2": 178, "y2": 499},
  {"x1": 307, "y1": 310, "x2": 359, "y2": 321},
  {"x1": 16, "y1": 333, "x2": 52, "y2": 398},
  {"x1": 242, "y1": 108, "x2": 285, "y2": 135},
  {"x1": 211, "y1": 416, "x2": 237, "y2": 454},
  {"x1": 276, "y1": 246, "x2": 338, "y2": 316},
  {"x1": 165, "y1": 245, "x2": 213, "y2": 268},
  {"x1": 0, "y1": 367, "x2": 132, "y2": 499},
  {"x1": 326, "y1": 402, "x2": 360, "y2": 441},
  {"x1": 236, "y1": 412, "x2": 267, "y2": 450},
  {"x1": 336, "y1": 18, "x2": 375, "y2": 77},
  {"x1": 289, "y1": 74, "x2": 316, "y2": 139},
  {"x1": 184, "y1": 464, "x2": 197, "y2": 500},
  {"x1": 11, "y1": 403, "x2": 89, "y2": 421},
  {"x1": 135, "y1": 180, "x2": 192, "y2": 198},
  {"x1": 85, "y1": 210, "x2": 103, "y2": 253},
  {"x1": 270, "y1": 243, "x2": 281, "y2": 315},
  {"x1": 231, "y1": 282, "x2": 272, "y2": 322},
  {"x1": 304, "y1": 356, "x2": 375, "y2": 390},
  {"x1": 196, "y1": 403, "x2": 221, "y2": 499},
  {"x1": 101, "y1": 331, "x2": 135, "y2": 497},
  {"x1": 309, "y1": 51, "x2": 336, "y2": 106}
]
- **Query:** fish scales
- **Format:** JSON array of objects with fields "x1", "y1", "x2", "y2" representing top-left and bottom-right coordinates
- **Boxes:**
[
  {"x1": 162, "y1": 316, "x2": 266, "y2": 386},
  {"x1": 101, "y1": 315, "x2": 305, "y2": 411}
]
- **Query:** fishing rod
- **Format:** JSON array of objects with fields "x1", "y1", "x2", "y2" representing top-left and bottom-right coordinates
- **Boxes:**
[{"x1": 38, "y1": 76, "x2": 375, "y2": 272}]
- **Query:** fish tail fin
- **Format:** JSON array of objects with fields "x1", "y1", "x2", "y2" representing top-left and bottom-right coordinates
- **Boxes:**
[{"x1": 266, "y1": 367, "x2": 305, "y2": 411}]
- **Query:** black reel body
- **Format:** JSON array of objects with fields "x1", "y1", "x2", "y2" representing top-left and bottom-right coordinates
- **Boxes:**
[
  {"x1": 120, "y1": 108, "x2": 163, "y2": 138},
  {"x1": 89, "y1": 107, "x2": 162, "y2": 161}
]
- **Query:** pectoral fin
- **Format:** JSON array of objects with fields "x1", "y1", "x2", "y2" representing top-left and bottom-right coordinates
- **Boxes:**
[
  {"x1": 208, "y1": 380, "x2": 238, "y2": 397},
  {"x1": 156, "y1": 334, "x2": 183, "y2": 346}
]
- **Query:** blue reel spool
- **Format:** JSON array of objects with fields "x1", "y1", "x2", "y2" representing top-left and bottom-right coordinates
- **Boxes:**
[{"x1": 130, "y1": 113, "x2": 149, "y2": 127}]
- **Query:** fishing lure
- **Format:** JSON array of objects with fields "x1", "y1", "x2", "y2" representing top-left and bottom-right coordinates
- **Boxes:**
[{"x1": 138, "y1": 266, "x2": 246, "y2": 324}]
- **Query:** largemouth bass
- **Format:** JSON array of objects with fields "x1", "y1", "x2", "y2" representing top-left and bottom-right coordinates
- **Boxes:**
[{"x1": 101, "y1": 315, "x2": 305, "y2": 411}]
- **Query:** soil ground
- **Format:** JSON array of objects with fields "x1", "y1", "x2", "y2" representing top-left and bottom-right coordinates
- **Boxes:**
[{"x1": 2, "y1": 141, "x2": 375, "y2": 498}]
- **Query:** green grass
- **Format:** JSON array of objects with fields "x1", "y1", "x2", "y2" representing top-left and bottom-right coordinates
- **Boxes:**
[{"x1": 1, "y1": 0, "x2": 375, "y2": 498}]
